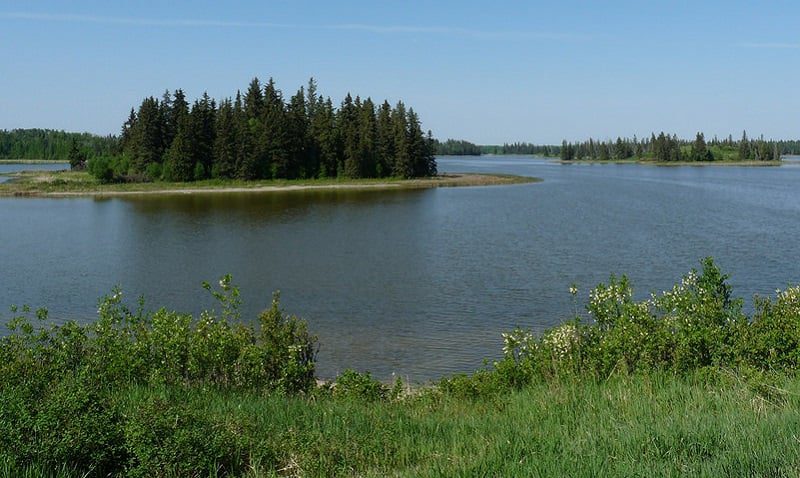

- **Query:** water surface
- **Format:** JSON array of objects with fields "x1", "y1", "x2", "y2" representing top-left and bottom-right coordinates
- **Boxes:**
[
  {"x1": 2, "y1": 156, "x2": 800, "y2": 380},
  {"x1": 0, "y1": 162, "x2": 67, "y2": 183}
]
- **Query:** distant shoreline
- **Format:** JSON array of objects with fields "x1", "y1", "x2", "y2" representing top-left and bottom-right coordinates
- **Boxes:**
[
  {"x1": 0, "y1": 171, "x2": 540, "y2": 198},
  {"x1": 0, "y1": 159, "x2": 70, "y2": 164},
  {"x1": 557, "y1": 159, "x2": 783, "y2": 167}
]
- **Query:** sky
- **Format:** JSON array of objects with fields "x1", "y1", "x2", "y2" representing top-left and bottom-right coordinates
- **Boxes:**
[{"x1": 1, "y1": 0, "x2": 798, "y2": 144}]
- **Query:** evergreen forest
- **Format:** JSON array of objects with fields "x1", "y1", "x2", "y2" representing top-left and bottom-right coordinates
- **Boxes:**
[
  {"x1": 559, "y1": 131, "x2": 794, "y2": 162},
  {"x1": 0, "y1": 129, "x2": 117, "y2": 161},
  {"x1": 103, "y1": 78, "x2": 437, "y2": 183}
]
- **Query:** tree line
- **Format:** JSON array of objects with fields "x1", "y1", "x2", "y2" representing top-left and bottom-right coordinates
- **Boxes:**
[
  {"x1": 0, "y1": 129, "x2": 117, "y2": 161},
  {"x1": 435, "y1": 139, "x2": 555, "y2": 156},
  {"x1": 97, "y1": 78, "x2": 437, "y2": 183},
  {"x1": 559, "y1": 131, "x2": 789, "y2": 162}
]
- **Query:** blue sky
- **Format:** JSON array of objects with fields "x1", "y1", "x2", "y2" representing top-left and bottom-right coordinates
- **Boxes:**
[{"x1": 1, "y1": 1, "x2": 798, "y2": 144}]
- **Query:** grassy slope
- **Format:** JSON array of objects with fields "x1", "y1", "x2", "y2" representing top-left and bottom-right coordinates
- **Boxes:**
[
  {"x1": 189, "y1": 376, "x2": 800, "y2": 477},
  {"x1": 8, "y1": 374, "x2": 797, "y2": 477}
]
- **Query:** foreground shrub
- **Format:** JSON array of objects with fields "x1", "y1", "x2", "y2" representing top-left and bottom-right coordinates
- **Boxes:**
[
  {"x1": 124, "y1": 392, "x2": 240, "y2": 477},
  {"x1": 0, "y1": 276, "x2": 316, "y2": 394},
  {"x1": 328, "y1": 369, "x2": 388, "y2": 402},
  {"x1": 0, "y1": 276, "x2": 316, "y2": 474},
  {"x1": 486, "y1": 258, "x2": 800, "y2": 393}
]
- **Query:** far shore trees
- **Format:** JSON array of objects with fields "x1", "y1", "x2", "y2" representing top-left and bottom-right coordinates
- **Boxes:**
[{"x1": 557, "y1": 130, "x2": 787, "y2": 162}]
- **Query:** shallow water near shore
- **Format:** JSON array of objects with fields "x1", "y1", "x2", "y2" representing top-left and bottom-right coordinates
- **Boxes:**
[
  {"x1": 2, "y1": 156, "x2": 800, "y2": 380},
  {"x1": 0, "y1": 162, "x2": 66, "y2": 182}
]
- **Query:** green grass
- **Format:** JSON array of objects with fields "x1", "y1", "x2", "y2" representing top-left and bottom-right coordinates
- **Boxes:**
[{"x1": 4, "y1": 373, "x2": 800, "y2": 477}]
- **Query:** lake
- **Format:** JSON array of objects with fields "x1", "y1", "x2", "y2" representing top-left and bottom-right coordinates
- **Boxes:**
[
  {"x1": 0, "y1": 162, "x2": 67, "y2": 182},
  {"x1": 2, "y1": 157, "x2": 800, "y2": 380}
]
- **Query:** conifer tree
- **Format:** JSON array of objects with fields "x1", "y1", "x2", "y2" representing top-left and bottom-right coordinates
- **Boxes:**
[
  {"x1": 190, "y1": 93, "x2": 217, "y2": 180},
  {"x1": 286, "y1": 87, "x2": 309, "y2": 179},
  {"x1": 357, "y1": 98, "x2": 378, "y2": 178},
  {"x1": 690, "y1": 132, "x2": 713, "y2": 161},
  {"x1": 313, "y1": 97, "x2": 338, "y2": 178},
  {"x1": 67, "y1": 138, "x2": 87, "y2": 170},
  {"x1": 376, "y1": 100, "x2": 395, "y2": 177},
  {"x1": 263, "y1": 78, "x2": 288, "y2": 178},
  {"x1": 130, "y1": 97, "x2": 165, "y2": 173},
  {"x1": 339, "y1": 93, "x2": 361, "y2": 178},
  {"x1": 391, "y1": 101, "x2": 412, "y2": 178},
  {"x1": 213, "y1": 99, "x2": 237, "y2": 178},
  {"x1": 163, "y1": 115, "x2": 195, "y2": 182},
  {"x1": 738, "y1": 130, "x2": 751, "y2": 160}
]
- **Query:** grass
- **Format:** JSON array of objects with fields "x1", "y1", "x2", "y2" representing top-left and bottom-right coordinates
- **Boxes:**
[
  {"x1": 0, "y1": 170, "x2": 539, "y2": 197},
  {"x1": 4, "y1": 373, "x2": 800, "y2": 477}
]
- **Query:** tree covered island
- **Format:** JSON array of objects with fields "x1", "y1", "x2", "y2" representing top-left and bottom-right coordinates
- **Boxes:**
[
  {"x1": 93, "y1": 77, "x2": 437, "y2": 183},
  {"x1": 559, "y1": 131, "x2": 793, "y2": 163}
]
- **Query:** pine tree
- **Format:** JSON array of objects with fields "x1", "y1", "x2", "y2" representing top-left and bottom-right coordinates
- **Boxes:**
[
  {"x1": 163, "y1": 115, "x2": 195, "y2": 182},
  {"x1": 738, "y1": 130, "x2": 751, "y2": 160},
  {"x1": 213, "y1": 99, "x2": 237, "y2": 178},
  {"x1": 130, "y1": 97, "x2": 165, "y2": 173},
  {"x1": 305, "y1": 79, "x2": 321, "y2": 178},
  {"x1": 357, "y1": 98, "x2": 378, "y2": 178},
  {"x1": 263, "y1": 78, "x2": 288, "y2": 178},
  {"x1": 312, "y1": 97, "x2": 338, "y2": 178},
  {"x1": 286, "y1": 87, "x2": 309, "y2": 179},
  {"x1": 391, "y1": 101, "x2": 412, "y2": 178},
  {"x1": 67, "y1": 138, "x2": 87, "y2": 170},
  {"x1": 339, "y1": 93, "x2": 361, "y2": 178},
  {"x1": 190, "y1": 92, "x2": 217, "y2": 180},
  {"x1": 690, "y1": 132, "x2": 713, "y2": 161},
  {"x1": 376, "y1": 100, "x2": 395, "y2": 177},
  {"x1": 120, "y1": 108, "x2": 137, "y2": 153}
]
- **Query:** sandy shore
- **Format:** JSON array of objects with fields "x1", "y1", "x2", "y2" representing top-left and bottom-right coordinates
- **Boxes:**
[{"x1": 0, "y1": 173, "x2": 539, "y2": 197}]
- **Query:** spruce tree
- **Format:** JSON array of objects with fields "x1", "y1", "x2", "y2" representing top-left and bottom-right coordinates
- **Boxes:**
[
  {"x1": 339, "y1": 93, "x2": 361, "y2": 178},
  {"x1": 376, "y1": 100, "x2": 395, "y2": 177},
  {"x1": 130, "y1": 97, "x2": 165, "y2": 173},
  {"x1": 286, "y1": 87, "x2": 309, "y2": 179},
  {"x1": 163, "y1": 115, "x2": 195, "y2": 182},
  {"x1": 263, "y1": 78, "x2": 288, "y2": 178},
  {"x1": 213, "y1": 99, "x2": 237, "y2": 178},
  {"x1": 690, "y1": 132, "x2": 712, "y2": 161},
  {"x1": 738, "y1": 130, "x2": 751, "y2": 160},
  {"x1": 67, "y1": 138, "x2": 87, "y2": 170},
  {"x1": 391, "y1": 101, "x2": 413, "y2": 178},
  {"x1": 357, "y1": 98, "x2": 378, "y2": 178}
]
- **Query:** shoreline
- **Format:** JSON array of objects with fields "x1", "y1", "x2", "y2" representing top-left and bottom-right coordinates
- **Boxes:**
[
  {"x1": 558, "y1": 159, "x2": 783, "y2": 167},
  {"x1": 0, "y1": 159, "x2": 69, "y2": 164},
  {"x1": 0, "y1": 172, "x2": 540, "y2": 198}
]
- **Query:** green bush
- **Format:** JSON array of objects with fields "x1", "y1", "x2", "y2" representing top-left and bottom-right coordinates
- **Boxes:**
[
  {"x1": 485, "y1": 258, "x2": 798, "y2": 394},
  {"x1": 87, "y1": 155, "x2": 115, "y2": 183},
  {"x1": 0, "y1": 374, "x2": 126, "y2": 474},
  {"x1": 328, "y1": 369, "x2": 388, "y2": 402},
  {"x1": 123, "y1": 393, "x2": 240, "y2": 477}
]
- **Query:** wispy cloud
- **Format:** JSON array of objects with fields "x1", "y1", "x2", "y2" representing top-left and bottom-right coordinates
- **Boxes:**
[
  {"x1": 0, "y1": 11, "x2": 583, "y2": 41},
  {"x1": 739, "y1": 42, "x2": 800, "y2": 49}
]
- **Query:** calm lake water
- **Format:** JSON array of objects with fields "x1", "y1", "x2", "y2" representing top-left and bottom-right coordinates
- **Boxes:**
[
  {"x1": 0, "y1": 162, "x2": 67, "y2": 182},
  {"x1": 2, "y1": 156, "x2": 800, "y2": 380}
]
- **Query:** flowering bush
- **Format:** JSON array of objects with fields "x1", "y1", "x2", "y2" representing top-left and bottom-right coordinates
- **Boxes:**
[{"x1": 489, "y1": 258, "x2": 800, "y2": 386}]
